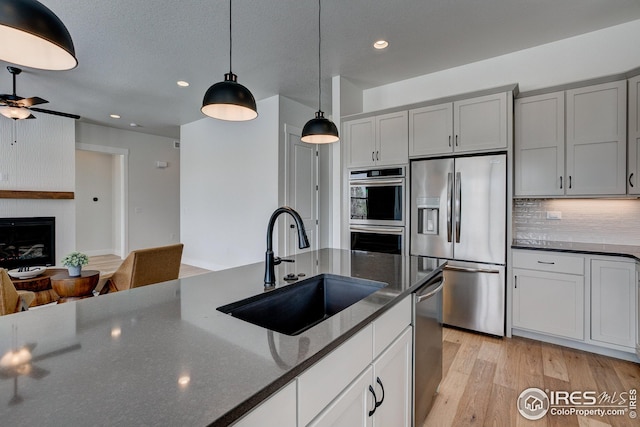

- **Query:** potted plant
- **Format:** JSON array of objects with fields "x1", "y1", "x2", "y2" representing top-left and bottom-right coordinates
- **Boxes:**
[{"x1": 61, "y1": 251, "x2": 89, "y2": 277}]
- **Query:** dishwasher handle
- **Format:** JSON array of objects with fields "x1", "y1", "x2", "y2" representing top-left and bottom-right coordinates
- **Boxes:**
[
  {"x1": 415, "y1": 276, "x2": 445, "y2": 303},
  {"x1": 444, "y1": 265, "x2": 500, "y2": 274}
]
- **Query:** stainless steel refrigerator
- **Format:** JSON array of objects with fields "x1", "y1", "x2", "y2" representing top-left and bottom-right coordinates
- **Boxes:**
[{"x1": 410, "y1": 154, "x2": 506, "y2": 336}]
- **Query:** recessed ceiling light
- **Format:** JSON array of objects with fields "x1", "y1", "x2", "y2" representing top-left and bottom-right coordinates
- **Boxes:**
[
  {"x1": 177, "y1": 80, "x2": 190, "y2": 87},
  {"x1": 130, "y1": 123, "x2": 139, "y2": 127},
  {"x1": 110, "y1": 114, "x2": 121, "y2": 119},
  {"x1": 373, "y1": 40, "x2": 389, "y2": 50}
]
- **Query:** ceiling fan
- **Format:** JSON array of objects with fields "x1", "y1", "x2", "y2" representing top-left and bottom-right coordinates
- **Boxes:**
[{"x1": 0, "y1": 66, "x2": 80, "y2": 121}]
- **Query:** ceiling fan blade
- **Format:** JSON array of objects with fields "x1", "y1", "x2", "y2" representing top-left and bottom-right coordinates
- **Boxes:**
[
  {"x1": 21, "y1": 97, "x2": 48, "y2": 107},
  {"x1": 29, "y1": 107, "x2": 80, "y2": 120}
]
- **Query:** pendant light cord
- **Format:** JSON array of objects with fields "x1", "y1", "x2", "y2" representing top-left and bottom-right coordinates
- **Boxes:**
[
  {"x1": 317, "y1": 0, "x2": 322, "y2": 112},
  {"x1": 229, "y1": 0, "x2": 233, "y2": 73}
]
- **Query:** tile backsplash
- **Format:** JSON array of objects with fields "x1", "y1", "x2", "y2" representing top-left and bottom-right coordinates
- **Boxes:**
[{"x1": 513, "y1": 199, "x2": 640, "y2": 245}]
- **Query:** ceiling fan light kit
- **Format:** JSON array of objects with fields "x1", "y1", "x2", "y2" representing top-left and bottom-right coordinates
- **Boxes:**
[
  {"x1": 301, "y1": 0, "x2": 339, "y2": 144},
  {"x1": 0, "y1": 0, "x2": 77, "y2": 71},
  {"x1": 0, "y1": 105, "x2": 31, "y2": 120},
  {"x1": 201, "y1": 0, "x2": 257, "y2": 121}
]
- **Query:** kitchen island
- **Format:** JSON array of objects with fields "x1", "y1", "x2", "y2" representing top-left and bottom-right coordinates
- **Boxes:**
[{"x1": 0, "y1": 249, "x2": 443, "y2": 426}]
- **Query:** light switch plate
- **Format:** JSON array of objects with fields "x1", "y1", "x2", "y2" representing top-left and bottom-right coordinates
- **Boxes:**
[{"x1": 546, "y1": 211, "x2": 562, "y2": 220}]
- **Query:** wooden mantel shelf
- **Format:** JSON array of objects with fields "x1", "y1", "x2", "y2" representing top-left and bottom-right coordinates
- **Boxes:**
[{"x1": 0, "y1": 190, "x2": 74, "y2": 199}]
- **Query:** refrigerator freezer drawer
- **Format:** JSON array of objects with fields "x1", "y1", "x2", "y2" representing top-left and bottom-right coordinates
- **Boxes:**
[{"x1": 442, "y1": 262, "x2": 505, "y2": 336}]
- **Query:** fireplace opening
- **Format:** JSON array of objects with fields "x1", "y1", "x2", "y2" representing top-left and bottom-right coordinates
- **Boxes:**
[{"x1": 0, "y1": 217, "x2": 56, "y2": 270}]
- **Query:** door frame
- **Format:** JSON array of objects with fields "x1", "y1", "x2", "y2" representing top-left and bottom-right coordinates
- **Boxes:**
[
  {"x1": 76, "y1": 143, "x2": 129, "y2": 257},
  {"x1": 283, "y1": 123, "x2": 319, "y2": 255}
]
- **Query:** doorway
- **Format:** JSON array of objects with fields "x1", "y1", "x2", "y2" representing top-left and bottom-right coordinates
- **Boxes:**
[
  {"x1": 75, "y1": 143, "x2": 128, "y2": 257},
  {"x1": 284, "y1": 124, "x2": 318, "y2": 256}
]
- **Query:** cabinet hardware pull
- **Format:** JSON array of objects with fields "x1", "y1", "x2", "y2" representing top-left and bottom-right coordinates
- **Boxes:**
[
  {"x1": 372, "y1": 151, "x2": 375, "y2": 162},
  {"x1": 537, "y1": 261, "x2": 555, "y2": 265},
  {"x1": 375, "y1": 377, "x2": 385, "y2": 408},
  {"x1": 569, "y1": 176, "x2": 572, "y2": 189},
  {"x1": 630, "y1": 173, "x2": 635, "y2": 188},
  {"x1": 514, "y1": 276, "x2": 517, "y2": 289},
  {"x1": 376, "y1": 151, "x2": 379, "y2": 161},
  {"x1": 368, "y1": 385, "x2": 378, "y2": 416},
  {"x1": 455, "y1": 135, "x2": 459, "y2": 146},
  {"x1": 448, "y1": 135, "x2": 451, "y2": 147},
  {"x1": 560, "y1": 176, "x2": 563, "y2": 189}
]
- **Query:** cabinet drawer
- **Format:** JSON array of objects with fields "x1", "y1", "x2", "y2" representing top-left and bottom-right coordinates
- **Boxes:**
[
  {"x1": 297, "y1": 324, "x2": 373, "y2": 426},
  {"x1": 373, "y1": 295, "x2": 411, "y2": 358},
  {"x1": 513, "y1": 250, "x2": 584, "y2": 275}
]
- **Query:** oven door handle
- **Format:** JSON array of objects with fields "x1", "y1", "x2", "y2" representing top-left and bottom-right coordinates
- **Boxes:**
[
  {"x1": 349, "y1": 178, "x2": 404, "y2": 187},
  {"x1": 349, "y1": 225, "x2": 404, "y2": 235}
]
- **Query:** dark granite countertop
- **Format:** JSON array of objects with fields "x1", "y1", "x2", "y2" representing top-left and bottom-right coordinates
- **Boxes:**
[
  {"x1": 512, "y1": 240, "x2": 640, "y2": 262},
  {"x1": 0, "y1": 249, "x2": 443, "y2": 426}
]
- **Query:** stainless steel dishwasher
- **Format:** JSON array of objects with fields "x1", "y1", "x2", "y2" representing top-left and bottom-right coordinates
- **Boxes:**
[{"x1": 412, "y1": 261, "x2": 444, "y2": 426}]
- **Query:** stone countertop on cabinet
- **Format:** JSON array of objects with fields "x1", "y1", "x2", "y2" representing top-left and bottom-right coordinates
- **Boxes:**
[
  {"x1": 0, "y1": 249, "x2": 443, "y2": 426},
  {"x1": 512, "y1": 240, "x2": 640, "y2": 262}
]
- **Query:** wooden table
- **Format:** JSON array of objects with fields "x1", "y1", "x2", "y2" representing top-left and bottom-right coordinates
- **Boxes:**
[
  {"x1": 11, "y1": 268, "x2": 66, "y2": 306},
  {"x1": 50, "y1": 270, "x2": 100, "y2": 303}
]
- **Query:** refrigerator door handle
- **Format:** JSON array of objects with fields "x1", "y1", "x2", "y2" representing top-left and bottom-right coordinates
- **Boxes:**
[
  {"x1": 454, "y1": 172, "x2": 461, "y2": 243},
  {"x1": 446, "y1": 172, "x2": 453, "y2": 242}
]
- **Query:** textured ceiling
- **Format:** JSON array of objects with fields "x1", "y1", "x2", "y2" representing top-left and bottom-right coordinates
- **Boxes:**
[{"x1": 1, "y1": 0, "x2": 640, "y2": 138}]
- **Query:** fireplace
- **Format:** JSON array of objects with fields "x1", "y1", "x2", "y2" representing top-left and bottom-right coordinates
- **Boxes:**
[{"x1": 0, "y1": 217, "x2": 56, "y2": 269}]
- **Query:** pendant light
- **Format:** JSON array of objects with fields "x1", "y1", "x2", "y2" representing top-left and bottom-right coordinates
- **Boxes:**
[
  {"x1": 0, "y1": 0, "x2": 77, "y2": 70},
  {"x1": 201, "y1": 0, "x2": 257, "y2": 121},
  {"x1": 301, "y1": 0, "x2": 339, "y2": 144}
]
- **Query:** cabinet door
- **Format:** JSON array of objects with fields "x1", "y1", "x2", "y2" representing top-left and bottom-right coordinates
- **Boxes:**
[
  {"x1": 566, "y1": 80, "x2": 627, "y2": 195},
  {"x1": 629, "y1": 75, "x2": 640, "y2": 195},
  {"x1": 514, "y1": 92, "x2": 565, "y2": 196},
  {"x1": 345, "y1": 117, "x2": 376, "y2": 168},
  {"x1": 409, "y1": 103, "x2": 453, "y2": 157},
  {"x1": 591, "y1": 259, "x2": 636, "y2": 349},
  {"x1": 309, "y1": 366, "x2": 374, "y2": 427},
  {"x1": 375, "y1": 111, "x2": 408, "y2": 166},
  {"x1": 372, "y1": 327, "x2": 412, "y2": 427},
  {"x1": 453, "y1": 92, "x2": 507, "y2": 153},
  {"x1": 513, "y1": 268, "x2": 584, "y2": 340},
  {"x1": 234, "y1": 381, "x2": 296, "y2": 427}
]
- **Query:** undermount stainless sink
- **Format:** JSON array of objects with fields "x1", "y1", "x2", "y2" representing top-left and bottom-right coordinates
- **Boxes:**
[{"x1": 217, "y1": 274, "x2": 386, "y2": 336}]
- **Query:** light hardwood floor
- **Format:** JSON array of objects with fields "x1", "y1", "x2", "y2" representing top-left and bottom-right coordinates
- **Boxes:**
[
  {"x1": 424, "y1": 327, "x2": 639, "y2": 427},
  {"x1": 86, "y1": 254, "x2": 211, "y2": 279}
]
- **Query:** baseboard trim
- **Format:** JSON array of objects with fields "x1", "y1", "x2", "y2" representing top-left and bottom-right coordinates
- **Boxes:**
[{"x1": 83, "y1": 249, "x2": 116, "y2": 257}]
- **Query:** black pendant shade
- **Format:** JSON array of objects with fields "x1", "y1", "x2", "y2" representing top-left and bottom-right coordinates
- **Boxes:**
[
  {"x1": 301, "y1": 111, "x2": 339, "y2": 144},
  {"x1": 201, "y1": 72, "x2": 257, "y2": 121},
  {"x1": 0, "y1": 0, "x2": 77, "y2": 70},
  {"x1": 201, "y1": 0, "x2": 257, "y2": 122},
  {"x1": 302, "y1": 0, "x2": 338, "y2": 144}
]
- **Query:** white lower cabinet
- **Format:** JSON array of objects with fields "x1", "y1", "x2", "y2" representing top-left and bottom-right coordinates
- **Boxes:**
[
  {"x1": 512, "y1": 249, "x2": 639, "y2": 360},
  {"x1": 309, "y1": 327, "x2": 412, "y2": 427},
  {"x1": 299, "y1": 296, "x2": 412, "y2": 426},
  {"x1": 513, "y1": 267, "x2": 584, "y2": 340},
  {"x1": 233, "y1": 380, "x2": 297, "y2": 427},
  {"x1": 591, "y1": 259, "x2": 637, "y2": 349}
]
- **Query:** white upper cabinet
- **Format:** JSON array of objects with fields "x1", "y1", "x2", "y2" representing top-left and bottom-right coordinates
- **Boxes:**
[
  {"x1": 345, "y1": 111, "x2": 408, "y2": 169},
  {"x1": 565, "y1": 80, "x2": 627, "y2": 196},
  {"x1": 409, "y1": 103, "x2": 453, "y2": 156},
  {"x1": 514, "y1": 92, "x2": 565, "y2": 196},
  {"x1": 409, "y1": 92, "x2": 508, "y2": 157},
  {"x1": 628, "y1": 75, "x2": 640, "y2": 195},
  {"x1": 454, "y1": 92, "x2": 508, "y2": 153},
  {"x1": 514, "y1": 80, "x2": 628, "y2": 197}
]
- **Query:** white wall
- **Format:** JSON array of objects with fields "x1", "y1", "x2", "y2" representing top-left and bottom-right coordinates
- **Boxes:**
[
  {"x1": 75, "y1": 150, "x2": 114, "y2": 255},
  {"x1": 75, "y1": 123, "x2": 180, "y2": 252},
  {"x1": 180, "y1": 96, "x2": 280, "y2": 271},
  {"x1": 0, "y1": 114, "x2": 76, "y2": 262},
  {"x1": 362, "y1": 19, "x2": 640, "y2": 111}
]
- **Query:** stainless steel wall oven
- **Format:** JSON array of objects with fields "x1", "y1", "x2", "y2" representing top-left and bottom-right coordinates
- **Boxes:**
[{"x1": 349, "y1": 167, "x2": 406, "y2": 254}]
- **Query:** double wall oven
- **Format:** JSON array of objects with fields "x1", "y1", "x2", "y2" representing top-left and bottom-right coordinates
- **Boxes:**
[{"x1": 349, "y1": 167, "x2": 407, "y2": 254}]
